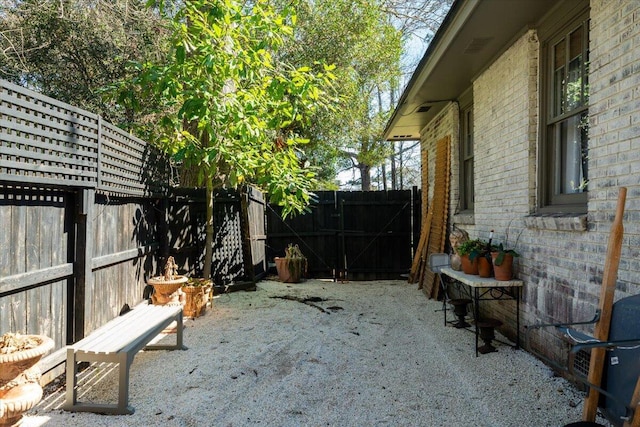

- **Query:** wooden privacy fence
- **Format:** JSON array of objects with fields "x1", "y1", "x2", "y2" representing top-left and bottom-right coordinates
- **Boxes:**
[
  {"x1": 0, "y1": 79, "x2": 264, "y2": 377},
  {"x1": 267, "y1": 189, "x2": 421, "y2": 281},
  {"x1": 0, "y1": 79, "x2": 171, "y2": 196}
]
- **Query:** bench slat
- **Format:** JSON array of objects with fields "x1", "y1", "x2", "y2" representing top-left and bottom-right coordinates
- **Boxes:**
[
  {"x1": 73, "y1": 304, "x2": 181, "y2": 354},
  {"x1": 72, "y1": 304, "x2": 153, "y2": 349}
]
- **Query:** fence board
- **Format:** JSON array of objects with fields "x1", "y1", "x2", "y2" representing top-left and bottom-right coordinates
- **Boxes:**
[
  {"x1": 0, "y1": 197, "x2": 10, "y2": 331},
  {"x1": 247, "y1": 187, "x2": 266, "y2": 277},
  {"x1": 0, "y1": 187, "x2": 72, "y2": 351},
  {"x1": 0, "y1": 264, "x2": 73, "y2": 295},
  {"x1": 0, "y1": 113, "x2": 99, "y2": 145},
  {"x1": 0, "y1": 79, "x2": 99, "y2": 121},
  {"x1": 0, "y1": 143, "x2": 97, "y2": 166}
]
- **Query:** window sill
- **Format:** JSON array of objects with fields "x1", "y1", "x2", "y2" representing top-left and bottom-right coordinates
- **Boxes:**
[
  {"x1": 524, "y1": 213, "x2": 587, "y2": 231},
  {"x1": 453, "y1": 211, "x2": 475, "y2": 226}
]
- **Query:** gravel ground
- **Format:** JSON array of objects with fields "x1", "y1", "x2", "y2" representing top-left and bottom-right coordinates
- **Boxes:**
[{"x1": 23, "y1": 279, "x2": 611, "y2": 427}]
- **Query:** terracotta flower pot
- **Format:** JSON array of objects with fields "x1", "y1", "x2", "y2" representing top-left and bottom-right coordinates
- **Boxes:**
[
  {"x1": 0, "y1": 335, "x2": 54, "y2": 426},
  {"x1": 478, "y1": 256, "x2": 493, "y2": 278},
  {"x1": 274, "y1": 257, "x2": 305, "y2": 283},
  {"x1": 147, "y1": 275, "x2": 188, "y2": 305},
  {"x1": 491, "y1": 252, "x2": 514, "y2": 281},
  {"x1": 182, "y1": 281, "x2": 212, "y2": 318},
  {"x1": 460, "y1": 254, "x2": 479, "y2": 275}
]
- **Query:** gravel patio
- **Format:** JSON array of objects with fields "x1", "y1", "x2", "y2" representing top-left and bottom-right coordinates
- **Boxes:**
[{"x1": 23, "y1": 279, "x2": 610, "y2": 427}]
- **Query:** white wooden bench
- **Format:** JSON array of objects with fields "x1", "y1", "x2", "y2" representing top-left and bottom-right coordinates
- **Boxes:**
[{"x1": 64, "y1": 303, "x2": 187, "y2": 415}]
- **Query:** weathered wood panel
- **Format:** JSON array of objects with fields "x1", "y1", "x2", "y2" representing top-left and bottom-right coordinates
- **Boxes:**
[
  {"x1": 0, "y1": 79, "x2": 170, "y2": 197},
  {"x1": 167, "y1": 188, "x2": 258, "y2": 286},
  {"x1": 0, "y1": 80, "x2": 99, "y2": 188},
  {"x1": 86, "y1": 194, "x2": 160, "y2": 335},
  {"x1": 99, "y1": 122, "x2": 170, "y2": 197},
  {"x1": 0, "y1": 187, "x2": 71, "y2": 350},
  {"x1": 247, "y1": 187, "x2": 266, "y2": 277}
]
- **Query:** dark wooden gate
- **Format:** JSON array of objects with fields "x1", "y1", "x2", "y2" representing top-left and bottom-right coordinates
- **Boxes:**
[{"x1": 267, "y1": 189, "x2": 420, "y2": 281}]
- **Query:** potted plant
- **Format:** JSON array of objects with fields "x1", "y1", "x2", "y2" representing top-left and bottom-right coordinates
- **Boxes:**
[
  {"x1": 491, "y1": 244, "x2": 520, "y2": 280},
  {"x1": 275, "y1": 244, "x2": 307, "y2": 283},
  {"x1": 490, "y1": 223, "x2": 524, "y2": 281},
  {"x1": 0, "y1": 332, "x2": 54, "y2": 426},
  {"x1": 182, "y1": 278, "x2": 213, "y2": 318},
  {"x1": 456, "y1": 239, "x2": 485, "y2": 275},
  {"x1": 472, "y1": 245, "x2": 497, "y2": 278},
  {"x1": 147, "y1": 256, "x2": 188, "y2": 305},
  {"x1": 471, "y1": 230, "x2": 496, "y2": 278}
]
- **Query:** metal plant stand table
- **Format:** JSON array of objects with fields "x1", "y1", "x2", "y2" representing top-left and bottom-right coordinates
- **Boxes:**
[{"x1": 440, "y1": 267, "x2": 523, "y2": 357}]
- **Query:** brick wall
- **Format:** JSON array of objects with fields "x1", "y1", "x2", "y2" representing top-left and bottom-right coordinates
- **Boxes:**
[
  {"x1": 420, "y1": 1, "x2": 640, "y2": 360},
  {"x1": 420, "y1": 102, "x2": 458, "y2": 223},
  {"x1": 461, "y1": 31, "x2": 540, "y2": 343},
  {"x1": 588, "y1": 0, "x2": 640, "y2": 298}
]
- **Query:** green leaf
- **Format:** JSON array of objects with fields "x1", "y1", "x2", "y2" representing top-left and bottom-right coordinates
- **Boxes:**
[{"x1": 176, "y1": 45, "x2": 186, "y2": 64}]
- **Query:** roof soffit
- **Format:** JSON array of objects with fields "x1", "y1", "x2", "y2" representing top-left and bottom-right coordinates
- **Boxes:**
[{"x1": 385, "y1": 0, "x2": 561, "y2": 141}]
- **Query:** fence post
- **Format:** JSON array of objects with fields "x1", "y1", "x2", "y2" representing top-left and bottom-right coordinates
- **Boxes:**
[
  {"x1": 240, "y1": 189, "x2": 255, "y2": 284},
  {"x1": 72, "y1": 188, "x2": 94, "y2": 343},
  {"x1": 96, "y1": 116, "x2": 103, "y2": 190}
]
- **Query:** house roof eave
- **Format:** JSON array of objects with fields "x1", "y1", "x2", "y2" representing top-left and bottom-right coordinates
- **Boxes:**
[{"x1": 384, "y1": 0, "x2": 559, "y2": 141}]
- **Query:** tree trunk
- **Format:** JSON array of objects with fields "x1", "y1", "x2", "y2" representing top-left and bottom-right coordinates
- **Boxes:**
[
  {"x1": 360, "y1": 164, "x2": 371, "y2": 190},
  {"x1": 203, "y1": 177, "x2": 214, "y2": 279},
  {"x1": 381, "y1": 163, "x2": 387, "y2": 191},
  {"x1": 391, "y1": 150, "x2": 397, "y2": 190}
]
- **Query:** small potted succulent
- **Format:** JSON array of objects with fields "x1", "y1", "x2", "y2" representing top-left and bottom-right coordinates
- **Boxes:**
[
  {"x1": 490, "y1": 225, "x2": 523, "y2": 280},
  {"x1": 472, "y1": 231, "x2": 496, "y2": 278}
]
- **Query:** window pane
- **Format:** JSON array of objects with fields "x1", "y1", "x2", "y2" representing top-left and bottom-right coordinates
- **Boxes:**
[
  {"x1": 553, "y1": 41, "x2": 566, "y2": 116},
  {"x1": 556, "y1": 113, "x2": 588, "y2": 194},
  {"x1": 464, "y1": 159, "x2": 474, "y2": 208},
  {"x1": 566, "y1": 27, "x2": 584, "y2": 111},
  {"x1": 459, "y1": 105, "x2": 474, "y2": 211},
  {"x1": 466, "y1": 110, "x2": 473, "y2": 156}
]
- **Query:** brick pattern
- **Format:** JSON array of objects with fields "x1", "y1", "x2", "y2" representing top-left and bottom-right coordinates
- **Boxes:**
[
  {"x1": 466, "y1": 31, "x2": 540, "y2": 339},
  {"x1": 588, "y1": 0, "x2": 640, "y2": 299},
  {"x1": 420, "y1": 103, "x2": 458, "y2": 224},
  {"x1": 419, "y1": 2, "x2": 640, "y2": 363}
]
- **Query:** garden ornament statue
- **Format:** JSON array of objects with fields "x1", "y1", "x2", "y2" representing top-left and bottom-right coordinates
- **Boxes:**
[{"x1": 148, "y1": 256, "x2": 187, "y2": 305}]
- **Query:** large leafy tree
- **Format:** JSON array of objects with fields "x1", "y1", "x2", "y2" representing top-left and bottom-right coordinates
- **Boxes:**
[
  {"x1": 283, "y1": 0, "x2": 402, "y2": 190},
  {"x1": 282, "y1": 0, "x2": 450, "y2": 190},
  {"x1": 0, "y1": 0, "x2": 168, "y2": 125},
  {"x1": 116, "y1": 0, "x2": 336, "y2": 278}
]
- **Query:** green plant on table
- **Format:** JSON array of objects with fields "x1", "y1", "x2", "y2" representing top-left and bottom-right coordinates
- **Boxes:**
[
  {"x1": 456, "y1": 239, "x2": 485, "y2": 258},
  {"x1": 492, "y1": 243, "x2": 520, "y2": 266}
]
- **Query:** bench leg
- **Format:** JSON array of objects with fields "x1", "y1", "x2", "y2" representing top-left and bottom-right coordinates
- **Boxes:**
[
  {"x1": 117, "y1": 352, "x2": 135, "y2": 415},
  {"x1": 144, "y1": 311, "x2": 188, "y2": 351},
  {"x1": 176, "y1": 310, "x2": 186, "y2": 350},
  {"x1": 63, "y1": 351, "x2": 135, "y2": 415},
  {"x1": 64, "y1": 348, "x2": 78, "y2": 410}
]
